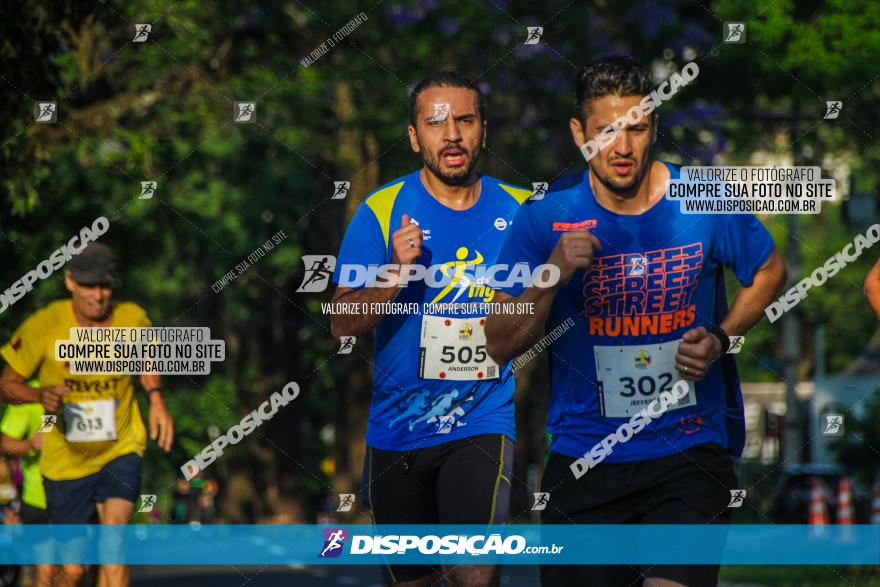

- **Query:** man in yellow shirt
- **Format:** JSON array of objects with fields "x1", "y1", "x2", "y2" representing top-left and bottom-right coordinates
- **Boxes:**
[{"x1": 0, "y1": 243, "x2": 174, "y2": 587}]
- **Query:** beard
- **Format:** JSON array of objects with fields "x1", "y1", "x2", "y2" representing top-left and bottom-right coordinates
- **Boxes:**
[
  {"x1": 591, "y1": 158, "x2": 648, "y2": 196},
  {"x1": 422, "y1": 142, "x2": 482, "y2": 187}
]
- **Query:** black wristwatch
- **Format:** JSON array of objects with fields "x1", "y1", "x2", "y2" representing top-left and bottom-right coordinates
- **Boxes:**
[
  {"x1": 147, "y1": 387, "x2": 163, "y2": 394},
  {"x1": 710, "y1": 325, "x2": 730, "y2": 355}
]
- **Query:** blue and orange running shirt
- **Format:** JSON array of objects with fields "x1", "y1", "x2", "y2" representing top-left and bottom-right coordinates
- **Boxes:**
[{"x1": 495, "y1": 162, "x2": 774, "y2": 462}]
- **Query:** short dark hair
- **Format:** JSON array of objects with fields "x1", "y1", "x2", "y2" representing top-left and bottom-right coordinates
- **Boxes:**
[
  {"x1": 409, "y1": 71, "x2": 485, "y2": 126},
  {"x1": 574, "y1": 55, "x2": 654, "y2": 122}
]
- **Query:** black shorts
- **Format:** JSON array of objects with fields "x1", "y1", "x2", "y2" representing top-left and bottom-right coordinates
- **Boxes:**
[
  {"x1": 540, "y1": 442, "x2": 738, "y2": 587},
  {"x1": 362, "y1": 434, "x2": 513, "y2": 584},
  {"x1": 43, "y1": 452, "x2": 142, "y2": 524},
  {"x1": 19, "y1": 502, "x2": 49, "y2": 525}
]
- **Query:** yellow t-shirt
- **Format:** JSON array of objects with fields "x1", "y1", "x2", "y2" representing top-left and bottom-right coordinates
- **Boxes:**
[{"x1": 0, "y1": 300, "x2": 149, "y2": 481}]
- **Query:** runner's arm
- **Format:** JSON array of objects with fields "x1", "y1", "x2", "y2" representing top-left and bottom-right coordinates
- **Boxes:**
[
  {"x1": 140, "y1": 372, "x2": 173, "y2": 452},
  {"x1": 677, "y1": 225, "x2": 786, "y2": 381},
  {"x1": 329, "y1": 281, "x2": 403, "y2": 340},
  {"x1": 865, "y1": 257, "x2": 880, "y2": 318},
  {"x1": 676, "y1": 250, "x2": 786, "y2": 381},
  {"x1": 139, "y1": 372, "x2": 162, "y2": 395},
  {"x1": 330, "y1": 213, "x2": 424, "y2": 341},
  {"x1": 486, "y1": 230, "x2": 601, "y2": 364},
  {"x1": 0, "y1": 365, "x2": 41, "y2": 404},
  {"x1": 718, "y1": 249, "x2": 787, "y2": 337},
  {"x1": 485, "y1": 289, "x2": 557, "y2": 365},
  {"x1": 0, "y1": 365, "x2": 68, "y2": 412},
  {"x1": 0, "y1": 433, "x2": 36, "y2": 457}
]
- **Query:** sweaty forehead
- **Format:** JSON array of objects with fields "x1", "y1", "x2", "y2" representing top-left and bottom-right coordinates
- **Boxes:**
[
  {"x1": 416, "y1": 86, "x2": 478, "y2": 117},
  {"x1": 586, "y1": 94, "x2": 649, "y2": 126}
]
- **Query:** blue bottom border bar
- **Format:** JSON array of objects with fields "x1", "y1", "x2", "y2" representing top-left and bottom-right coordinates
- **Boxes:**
[{"x1": 1, "y1": 524, "x2": 877, "y2": 565}]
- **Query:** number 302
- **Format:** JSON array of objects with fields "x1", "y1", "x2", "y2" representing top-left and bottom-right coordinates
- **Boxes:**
[{"x1": 619, "y1": 372, "x2": 674, "y2": 397}]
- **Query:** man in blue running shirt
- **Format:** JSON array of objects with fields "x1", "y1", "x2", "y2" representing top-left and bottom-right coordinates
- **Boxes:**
[
  {"x1": 486, "y1": 56, "x2": 787, "y2": 587},
  {"x1": 330, "y1": 71, "x2": 533, "y2": 587}
]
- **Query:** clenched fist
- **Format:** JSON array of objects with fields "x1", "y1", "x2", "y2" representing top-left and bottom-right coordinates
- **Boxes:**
[
  {"x1": 39, "y1": 385, "x2": 69, "y2": 414},
  {"x1": 546, "y1": 231, "x2": 603, "y2": 287},
  {"x1": 391, "y1": 214, "x2": 424, "y2": 266},
  {"x1": 675, "y1": 327, "x2": 722, "y2": 381}
]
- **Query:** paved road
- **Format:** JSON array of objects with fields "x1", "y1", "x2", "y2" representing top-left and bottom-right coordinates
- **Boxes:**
[
  {"x1": 131, "y1": 566, "x2": 767, "y2": 586},
  {"x1": 131, "y1": 565, "x2": 540, "y2": 586}
]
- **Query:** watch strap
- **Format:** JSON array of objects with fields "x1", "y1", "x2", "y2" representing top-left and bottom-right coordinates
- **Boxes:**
[{"x1": 711, "y1": 325, "x2": 731, "y2": 354}]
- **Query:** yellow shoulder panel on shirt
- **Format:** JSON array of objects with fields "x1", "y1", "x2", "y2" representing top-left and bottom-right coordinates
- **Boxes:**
[
  {"x1": 365, "y1": 180, "x2": 406, "y2": 248},
  {"x1": 43, "y1": 299, "x2": 72, "y2": 322},
  {"x1": 498, "y1": 183, "x2": 533, "y2": 205},
  {"x1": 114, "y1": 302, "x2": 150, "y2": 327}
]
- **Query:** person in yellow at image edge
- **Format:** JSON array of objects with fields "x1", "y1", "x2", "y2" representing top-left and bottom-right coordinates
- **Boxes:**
[{"x1": 0, "y1": 243, "x2": 174, "y2": 587}]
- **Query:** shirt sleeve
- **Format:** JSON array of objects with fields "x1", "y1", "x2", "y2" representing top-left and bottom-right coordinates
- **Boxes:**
[
  {"x1": 332, "y1": 203, "x2": 389, "y2": 287},
  {"x1": 713, "y1": 214, "x2": 775, "y2": 286},
  {"x1": 121, "y1": 302, "x2": 153, "y2": 328},
  {"x1": 494, "y1": 204, "x2": 551, "y2": 297},
  {"x1": 0, "y1": 311, "x2": 47, "y2": 379},
  {"x1": 0, "y1": 406, "x2": 28, "y2": 440}
]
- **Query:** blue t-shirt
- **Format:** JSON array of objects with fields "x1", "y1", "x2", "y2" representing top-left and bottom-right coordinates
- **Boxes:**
[
  {"x1": 495, "y1": 162, "x2": 774, "y2": 462},
  {"x1": 333, "y1": 170, "x2": 532, "y2": 451}
]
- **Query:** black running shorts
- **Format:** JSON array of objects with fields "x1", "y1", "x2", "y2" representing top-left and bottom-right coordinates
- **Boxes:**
[
  {"x1": 362, "y1": 434, "x2": 513, "y2": 584},
  {"x1": 540, "y1": 442, "x2": 738, "y2": 587}
]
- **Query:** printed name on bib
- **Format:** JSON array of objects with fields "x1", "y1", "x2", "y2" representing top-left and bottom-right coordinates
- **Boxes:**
[{"x1": 419, "y1": 315, "x2": 500, "y2": 381}]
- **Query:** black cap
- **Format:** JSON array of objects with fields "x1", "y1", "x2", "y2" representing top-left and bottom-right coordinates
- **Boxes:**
[{"x1": 67, "y1": 243, "x2": 118, "y2": 286}]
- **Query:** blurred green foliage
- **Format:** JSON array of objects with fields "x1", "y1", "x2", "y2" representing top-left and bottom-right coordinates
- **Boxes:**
[{"x1": 1, "y1": 0, "x2": 878, "y2": 520}]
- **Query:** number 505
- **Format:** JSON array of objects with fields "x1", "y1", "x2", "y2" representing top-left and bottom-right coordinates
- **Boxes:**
[{"x1": 440, "y1": 345, "x2": 487, "y2": 364}]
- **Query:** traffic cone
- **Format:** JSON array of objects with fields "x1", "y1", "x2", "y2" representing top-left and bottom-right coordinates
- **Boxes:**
[
  {"x1": 836, "y1": 478, "x2": 854, "y2": 525},
  {"x1": 871, "y1": 481, "x2": 880, "y2": 525},
  {"x1": 809, "y1": 477, "x2": 829, "y2": 536}
]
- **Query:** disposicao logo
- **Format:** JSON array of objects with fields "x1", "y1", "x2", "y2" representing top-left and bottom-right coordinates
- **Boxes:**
[{"x1": 319, "y1": 528, "x2": 348, "y2": 558}]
